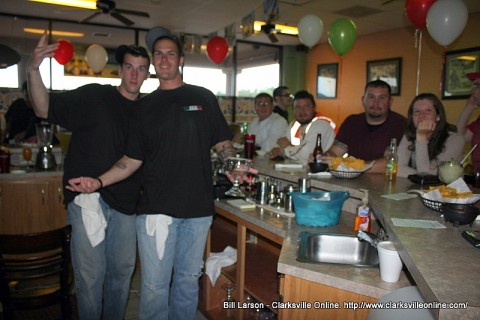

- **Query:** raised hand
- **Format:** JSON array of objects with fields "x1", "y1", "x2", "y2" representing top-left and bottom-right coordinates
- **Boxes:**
[
  {"x1": 416, "y1": 119, "x2": 436, "y2": 141},
  {"x1": 28, "y1": 32, "x2": 59, "y2": 70}
]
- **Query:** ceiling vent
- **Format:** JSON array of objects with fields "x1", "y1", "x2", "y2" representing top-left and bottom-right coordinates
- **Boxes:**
[{"x1": 92, "y1": 32, "x2": 111, "y2": 37}]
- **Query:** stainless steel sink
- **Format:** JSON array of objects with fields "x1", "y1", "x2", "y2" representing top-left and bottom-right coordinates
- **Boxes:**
[{"x1": 297, "y1": 231, "x2": 379, "y2": 267}]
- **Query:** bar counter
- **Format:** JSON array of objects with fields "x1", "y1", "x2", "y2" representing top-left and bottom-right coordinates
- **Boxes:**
[{"x1": 215, "y1": 157, "x2": 480, "y2": 320}]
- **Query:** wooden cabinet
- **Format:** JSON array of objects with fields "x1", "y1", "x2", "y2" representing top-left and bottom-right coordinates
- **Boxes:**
[
  {"x1": 200, "y1": 205, "x2": 283, "y2": 319},
  {"x1": 279, "y1": 275, "x2": 377, "y2": 320},
  {"x1": 0, "y1": 175, "x2": 67, "y2": 234}
]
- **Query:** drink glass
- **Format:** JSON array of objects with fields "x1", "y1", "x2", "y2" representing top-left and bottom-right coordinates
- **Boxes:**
[
  {"x1": 438, "y1": 160, "x2": 463, "y2": 184},
  {"x1": 225, "y1": 157, "x2": 252, "y2": 198},
  {"x1": 22, "y1": 147, "x2": 32, "y2": 171}
]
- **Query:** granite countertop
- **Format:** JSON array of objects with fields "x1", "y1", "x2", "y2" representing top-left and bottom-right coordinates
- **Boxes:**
[{"x1": 217, "y1": 157, "x2": 480, "y2": 320}]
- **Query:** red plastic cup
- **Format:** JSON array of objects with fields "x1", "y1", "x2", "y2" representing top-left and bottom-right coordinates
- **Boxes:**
[{"x1": 244, "y1": 134, "x2": 256, "y2": 159}]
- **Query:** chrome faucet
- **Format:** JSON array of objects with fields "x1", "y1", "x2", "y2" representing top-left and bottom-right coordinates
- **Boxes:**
[{"x1": 356, "y1": 228, "x2": 387, "y2": 247}]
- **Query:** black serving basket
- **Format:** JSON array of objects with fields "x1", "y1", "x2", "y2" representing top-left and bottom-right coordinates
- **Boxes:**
[{"x1": 441, "y1": 203, "x2": 480, "y2": 227}]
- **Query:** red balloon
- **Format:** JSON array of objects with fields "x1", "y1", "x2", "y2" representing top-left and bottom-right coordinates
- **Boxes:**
[
  {"x1": 206, "y1": 36, "x2": 229, "y2": 64},
  {"x1": 53, "y1": 40, "x2": 74, "y2": 65},
  {"x1": 405, "y1": 0, "x2": 437, "y2": 29}
]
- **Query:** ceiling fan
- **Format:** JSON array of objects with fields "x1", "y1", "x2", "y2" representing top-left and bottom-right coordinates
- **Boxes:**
[
  {"x1": 260, "y1": 0, "x2": 298, "y2": 43},
  {"x1": 79, "y1": 0, "x2": 150, "y2": 26}
]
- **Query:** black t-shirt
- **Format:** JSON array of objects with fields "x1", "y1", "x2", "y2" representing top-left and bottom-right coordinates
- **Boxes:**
[
  {"x1": 126, "y1": 84, "x2": 232, "y2": 218},
  {"x1": 48, "y1": 84, "x2": 142, "y2": 214}
]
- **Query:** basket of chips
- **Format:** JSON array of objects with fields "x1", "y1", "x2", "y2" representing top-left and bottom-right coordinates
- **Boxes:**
[
  {"x1": 415, "y1": 178, "x2": 480, "y2": 212},
  {"x1": 329, "y1": 157, "x2": 374, "y2": 179}
]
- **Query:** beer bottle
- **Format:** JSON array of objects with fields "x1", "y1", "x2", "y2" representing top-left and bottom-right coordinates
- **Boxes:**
[
  {"x1": 313, "y1": 134, "x2": 323, "y2": 163},
  {"x1": 384, "y1": 138, "x2": 398, "y2": 182}
]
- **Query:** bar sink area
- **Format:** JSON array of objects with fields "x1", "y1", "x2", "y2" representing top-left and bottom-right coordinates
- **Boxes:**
[{"x1": 296, "y1": 231, "x2": 379, "y2": 267}]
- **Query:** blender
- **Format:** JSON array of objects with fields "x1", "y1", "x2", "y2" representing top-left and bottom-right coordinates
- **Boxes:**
[{"x1": 35, "y1": 122, "x2": 57, "y2": 170}]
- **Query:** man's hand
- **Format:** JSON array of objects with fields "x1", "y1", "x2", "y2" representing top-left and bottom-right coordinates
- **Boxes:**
[
  {"x1": 276, "y1": 137, "x2": 291, "y2": 149},
  {"x1": 225, "y1": 167, "x2": 258, "y2": 184},
  {"x1": 66, "y1": 177, "x2": 101, "y2": 193},
  {"x1": 268, "y1": 147, "x2": 284, "y2": 160},
  {"x1": 28, "y1": 32, "x2": 58, "y2": 71}
]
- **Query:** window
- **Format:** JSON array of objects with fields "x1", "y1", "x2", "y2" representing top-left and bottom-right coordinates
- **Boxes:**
[{"x1": 0, "y1": 65, "x2": 19, "y2": 88}]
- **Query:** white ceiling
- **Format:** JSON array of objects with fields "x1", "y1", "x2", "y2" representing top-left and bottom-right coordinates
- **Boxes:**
[{"x1": 1, "y1": 0, "x2": 480, "y2": 49}]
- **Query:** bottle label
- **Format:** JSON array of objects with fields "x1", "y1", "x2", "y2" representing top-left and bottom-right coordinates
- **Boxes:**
[
  {"x1": 385, "y1": 161, "x2": 397, "y2": 173},
  {"x1": 358, "y1": 207, "x2": 369, "y2": 217}
]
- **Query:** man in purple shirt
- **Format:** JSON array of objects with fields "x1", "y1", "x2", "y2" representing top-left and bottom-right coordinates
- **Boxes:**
[{"x1": 328, "y1": 80, "x2": 406, "y2": 173}]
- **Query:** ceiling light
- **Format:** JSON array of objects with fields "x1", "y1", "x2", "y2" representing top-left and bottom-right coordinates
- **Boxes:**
[
  {"x1": 253, "y1": 21, "x2": 298, "y2": 36},
  {"x1": 24, "y1": 28, "x2": 84, "y2": 37},
  {"x1": 29, "y1": 0, "x2": 96, "y2": 10},
  {"x1": 456, "y1": 55, "x2": 477, "y2": 61}
]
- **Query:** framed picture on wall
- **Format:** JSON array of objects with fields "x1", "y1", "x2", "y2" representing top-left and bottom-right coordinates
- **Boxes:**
[
  {"x1": 317, "y1": 63, "x2": 338, "y2": 99},
  {"x1": 366, "y1": 58, "x2": 402, "y2": 96},
  {"x1": 442, "y1": 47, "x2": 480, "y2": 99}
]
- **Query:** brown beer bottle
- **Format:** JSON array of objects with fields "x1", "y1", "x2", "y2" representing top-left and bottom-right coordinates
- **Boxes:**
[{"x1": 313, "y1": 134, "x2": 323, "y2": 163}]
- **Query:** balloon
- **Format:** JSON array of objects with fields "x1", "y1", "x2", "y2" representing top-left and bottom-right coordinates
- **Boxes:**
[
  {"x1": 426, "y1": 0, "x2": 468, "y2": 46},
  {"x1": 206, "y1": 36, "x2": 229, "y2": 64},
  {"x1": 328, "y1": 18, "x2": 357, "y2": 56},
  {"x1": 53, "y1": 40, "x2": 74, "y2": 65},
  {"x1": 405, "y1": 0, "x2": 437, "y2": 29},
  {"x1": 297, "y1": 15, "x2": 324, "y2": 48},
  {"x1": 85, "y1": 44, "x2": 108, "y2": 73}
]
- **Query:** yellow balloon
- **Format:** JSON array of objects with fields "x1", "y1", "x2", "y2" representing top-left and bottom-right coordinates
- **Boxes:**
[{"x1": 85, "y1": 44, "x2": 108, "y2": 73}]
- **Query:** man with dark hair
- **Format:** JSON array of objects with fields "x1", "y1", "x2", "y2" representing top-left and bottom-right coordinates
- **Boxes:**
[
  {"x1": 273, "y1": 85, "x2": 291, "y2": 121},
  {"x1": 66, "y1": 26, "x2": 236, "y2": 320},
  {"x1": 27, "y1": 33, "x2": 150, "y2": 319},
  {"x1": 268, "y1": 90, "x2": 335, "y2": 163},
  {"x1": 328, "y1": 79, "x2": 406, "y2": 173}
]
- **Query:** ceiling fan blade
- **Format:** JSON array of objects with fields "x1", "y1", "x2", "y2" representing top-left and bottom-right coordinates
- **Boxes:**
[
  {"x1": 111, "y1": 12, "x2": 134, "y2": 26},
  {"x1": 80, "y1": 11, "x2": 101, "y2": 24},
  {"x1": 116, "y1": 8, "x2": 150, "y2": 18}
]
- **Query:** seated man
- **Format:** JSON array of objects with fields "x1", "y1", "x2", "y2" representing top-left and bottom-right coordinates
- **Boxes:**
[
  {"x1": 269, "y1": 90, "x2": 335, "y2": 163},
  {"x1": 327, "y1": 80, "x2": 406, "y2": 172},
  {"x1": 234, "y1": 93, "x2": 289, "y2": 152}
]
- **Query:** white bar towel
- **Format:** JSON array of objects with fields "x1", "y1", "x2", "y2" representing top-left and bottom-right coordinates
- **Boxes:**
[
  {"x1": 74, "y1": 193, "x2": 107, "y2": 247},
  {"x1": 205, "y1": 246, "x2": 237, "y2": 286},
  {"x1": 146, "y1": 214, "x2": 173, "y2": 260}
]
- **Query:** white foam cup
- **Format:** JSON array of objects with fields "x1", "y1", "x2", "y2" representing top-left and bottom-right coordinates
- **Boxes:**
[{"x1": 377, "y1": 241, "x2": 403, "y2": 282}]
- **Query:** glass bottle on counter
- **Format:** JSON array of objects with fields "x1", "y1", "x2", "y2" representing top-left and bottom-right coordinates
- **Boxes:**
[
  {"x1": 312, "y1": 134, "x2": 323, "y2": 163},
  {"x1": 384, "y1": 138, "x2": 398, "y2": 182}
]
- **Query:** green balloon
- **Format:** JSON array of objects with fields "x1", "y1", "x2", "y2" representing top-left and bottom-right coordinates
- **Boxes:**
[{"x1": 328, "y1": 18, "x2": 357, "y2": 56}]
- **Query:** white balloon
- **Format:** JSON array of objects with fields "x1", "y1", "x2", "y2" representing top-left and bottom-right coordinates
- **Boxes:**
[
  {"x1": 85, "y1": 44, "x2": 108, "y2": 73},
  {"x1": 298, "y1": 15, "x2": 324, "y2": 48},
  {"x1": 426, "y1": 0, "x2": 468, "y2": 46}
]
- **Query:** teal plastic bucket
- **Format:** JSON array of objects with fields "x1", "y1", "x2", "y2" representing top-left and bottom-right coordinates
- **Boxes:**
[{"x1": 291, "y1": 191, "x2": 350, "y2": 227}]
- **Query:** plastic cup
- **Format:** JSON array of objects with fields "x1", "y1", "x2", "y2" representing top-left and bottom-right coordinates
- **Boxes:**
[
  {"x1": 244, "y1": 134, "x2": 256, "y2": 159},
  {"x1": 377, "y1": 241, "x2": 403, "y2": 282}
]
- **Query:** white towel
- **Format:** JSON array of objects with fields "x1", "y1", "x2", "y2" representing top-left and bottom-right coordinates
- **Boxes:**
[
  {"x1": 146, "y1": 214, "x2": 173, "y2": 260},
  {"x1": 74, "y1": 193, "x2": 107, "y2": 247},
  {"x1": 205, "y1": 246, "x2": 237, "y2": 286}
]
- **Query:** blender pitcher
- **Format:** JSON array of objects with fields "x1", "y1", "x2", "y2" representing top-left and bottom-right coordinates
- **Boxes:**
[{"x1": 35, "y1": 122, "x2": 57, "y2": 170}]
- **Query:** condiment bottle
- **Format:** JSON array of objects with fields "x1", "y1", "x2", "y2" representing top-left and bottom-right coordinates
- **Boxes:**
[
  {"x1": 313, "y1": 134, "x2": 323, "y2": 163},
  {"x1": 354, "y1": 189, "x2": 371, "y2": 232},
  {"x1": 384, "y1": 138, "x2": 398, "y2": 182}
]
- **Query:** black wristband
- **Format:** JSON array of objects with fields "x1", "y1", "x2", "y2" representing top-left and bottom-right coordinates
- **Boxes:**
[{"x1": 96, "y1": 177, "x2": 103, "y2": 189}]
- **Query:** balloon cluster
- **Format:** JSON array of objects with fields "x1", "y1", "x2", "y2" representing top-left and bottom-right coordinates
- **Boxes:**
[
  {"x1": 53, "y1": 40, "x2": 109, "y2": 74},
  {"x1": 297, "y1": 15, "x2": 357, "y2": 56},
  {"x1": 405, "y1": 0, "x2": 468, "y2": 47}
]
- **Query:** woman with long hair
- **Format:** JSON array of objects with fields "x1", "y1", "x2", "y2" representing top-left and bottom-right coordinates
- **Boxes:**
[{"x1": 397, "y1": 93, "x2": 465, "y2": 177}]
